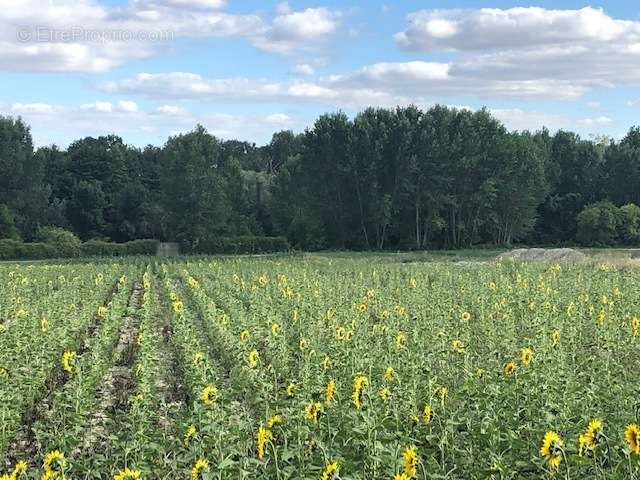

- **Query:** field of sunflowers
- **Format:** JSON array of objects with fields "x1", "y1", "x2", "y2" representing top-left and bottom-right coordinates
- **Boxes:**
[{"x1": 2, "y1": 254, "x2": 640, "y2": 479}]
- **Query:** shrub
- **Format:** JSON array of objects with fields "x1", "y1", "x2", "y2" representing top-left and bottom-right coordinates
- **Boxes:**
[
  {"x1": 80, "y1": 240, "x2": 127, "y2": 257},
  {"x1": 619, "y1": 204, "x2": 640, "y2": 245},
  {"x1": 35, "y1": 226, "x2": 81, "y2": 257},
  {"x1": 576, "y1": 201, "x2": 622, "y2": 246},
  {"x1": 0, "y1": 239, "x2": 60, "y2": 260},
  {"x1": 189, "y1": 236, "x2": 290, "y2": 255},
  {"x1": 124, "y1": 239, "x2": 160, "y2": 255}
]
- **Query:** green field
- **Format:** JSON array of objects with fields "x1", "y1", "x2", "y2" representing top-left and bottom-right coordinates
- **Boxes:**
[{"x1": 2, "y1": 254, "x2": 640, "y2": 479}]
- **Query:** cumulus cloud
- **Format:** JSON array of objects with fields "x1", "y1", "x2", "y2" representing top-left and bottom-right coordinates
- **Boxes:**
[
  {"x1": 101, "y1": 59, "x2": 592, "y2": 106},
  {"x1": 252, "y1": 6, "x2": 341, "y2": 54},
  {"x1": 577, "y1": 116, "x2": 613, "y2": 126},
  {"x1": 395, "y1": 7, "x2": 640, "y2": 97},
  {"x1": 291, "y1": 63, "x2": 316, "y2": 76},
  {"x1": 265, "y1": 113, "x2": 292, "y2": 125},
  {"x1": 0, "y1": 0, "x2": 340, "y2": 72},
  {"x1": 0, "y1": 100, "x2": 299, "y2": 146},
  {"x1": 490, "y1": 108, "x2": 570, "y2": 132}
]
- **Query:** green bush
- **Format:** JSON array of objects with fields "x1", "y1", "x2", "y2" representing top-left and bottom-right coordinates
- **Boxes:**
[
  {"x1": 576, "y1": 201, "x2": 622, "y2": 246},
  {"x1": 0, "y1": 238, "x2": 160, "y2": 260},
  {"x1": 189, "y1": 236, "x2": 290, "y2": 254},
  {"x1": 0, "y1": 239, "x2": 60, "y2": 260},
  {"x1": 619, "y1": 204, "x2": 640, "y2": 245},
  {"x1": 80, "y1": 240, "x2": 127, "y2": 257},
  {"x1": 124, "y1": 239, "x2": 160, "y2": 255},
  {"x1": 35, "y1": 226, "x2": 81, "y2": 257}
]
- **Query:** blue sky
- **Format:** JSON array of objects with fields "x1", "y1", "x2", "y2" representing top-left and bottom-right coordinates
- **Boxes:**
[{"x1": 2, "y1": 0, "x2": 640, "y2": 147}]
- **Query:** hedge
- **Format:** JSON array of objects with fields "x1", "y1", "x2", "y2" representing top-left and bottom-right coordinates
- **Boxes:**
[
  {"x1": 188, "y1": 236, "x2": 290, "y2": 255},
  {"x1": 0, "y1": 239, "x2": 160, "y2": 260}
]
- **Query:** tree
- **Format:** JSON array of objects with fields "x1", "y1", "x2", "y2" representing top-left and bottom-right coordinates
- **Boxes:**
[
  {"x1": 0, "y1": 204, "x2": 20, "y2": 240},
  {"x1": 576, "y1": 201, "x2": 621, "y2": 246}
]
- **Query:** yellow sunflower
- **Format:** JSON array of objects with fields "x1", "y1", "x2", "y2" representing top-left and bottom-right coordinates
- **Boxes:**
[
  {"x1": 503, "y1": 362, "x2": 516, "y2": 376},
  {"x1": 190, "y1": 459, "x2": 209, "y2": 480},
  {"x1": 200, "y1": 385, "x2": 218, "y2": 406},
  {"x1": 625, "y1": 423, "x2": 640, "y2": 454},
  {"x1": 320, "y1": 461, "x2": 339, "y2": 480},
  {"x1": 539, "y1": 431, "x2": 563, "y2": 469},
  {"x1": 520, "y1": 347, "x2": 533, "y2": 365}
]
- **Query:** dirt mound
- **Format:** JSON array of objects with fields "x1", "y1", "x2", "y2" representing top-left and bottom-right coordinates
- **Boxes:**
[{"x1": 498, "y1": 248, "x2": 586, "y2": 263}]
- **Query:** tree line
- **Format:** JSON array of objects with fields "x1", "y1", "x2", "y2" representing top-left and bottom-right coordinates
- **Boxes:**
[{"x1": 1, "y1": 105, "x2": 639, "y2": 250}]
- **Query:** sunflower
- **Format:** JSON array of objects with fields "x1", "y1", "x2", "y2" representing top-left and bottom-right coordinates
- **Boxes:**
[
  {"x1": 395, "y1": 333, "x2": 406, "y2": 348},
  {"x1": 402, "y1": 446, "x2": 418, "y2": 479},
  {"x1": 320, "y1": 461, "x2": 339, "y2": 480},
  {"x1": 192, "y1": 352, "x2": 204, "y2": 367},
  {"x1": 13, "y1": 461, "x2": 27, "y2": 477},
  {"x1": 248, "y1": 350, "x2": 259, "y2": 368},
  {"x1": 585, "y1": 419, "x2": 602, "y2": 448},
  {"x1": 304, "y1": 401, "x2": 322, "y2": 422},
  {"x1": 625, "y1": 424, "x2": 640, "y2": 454},
  {"x1": 267, "y1": 414, "x2": 282, "y2": 428},
  {"x1": 200, "y1": 385, "x2": 218, "y2": 406},
  {"x1": 384, "y1": 367, "x2": 395, "y2": 382},
  {"x1": 286, "y1": 382, "x2": 295, "y2": 397},
  {"x1": 352, "y1": 375, "x2": 368, "y2": 409},
  {"x1": 170, "y1": 301, "x2": 182, "y2": 315},
  {"x1": 550, "y1": 329, "x2": 561, "y2": 347},
  {"x1": 520, "y1": 347, "x2": 533, "y2": 365},
  {"x1": 183, "y1": 424, "x2": 196, "y2": 447},
  {"x1": 378, "y1": 387, "x2": 390, "y2": 402},
  {"x1": 451, "y1": 340, "x2": 465, "y2": 353},
  {"x1": 61, "y1": 351, "x2": 76, "y2": 373},
  {"x1": 437, "y1": 386, "x2": 448, "y2": 406},
  {"x1": 271, "y1": 323, "x2": 280, "y2": 336},
  {"x1": 40, "y1": 318, "x2": 49, "y2": 332},
  {"x1": 190, "y1": 459, "x2": 209, "y2": 480},
  {"x1": 503, "y1": 362, "x2": 516, "y2": 376},
  {"x1": 257, "y1": 426, "x2": 272, "y2": 459},
  {"x1": 539, "y1": 431, "x2": 563, "y2": 469},
  {"x1": 240, "y1": 329, "x2": 250, "y2": 341},
  {"x1": 461, "y1": 311, "x2": 471, "y2": 321},
  {"x1": 422, "y1": 404, "x2": 433, "y2": 424},
  {"x1": 299, "y1": 338, "x2": 307, "y2": 351},
  {"x1": 632, "y1": 317, "x2": 639, "y2": 337},
  {"x1": 324, "y1": 379, "x2": 336, "y2": 404},
  {"x1": 113, "y1": 467, "x2": 141, "y2": 480}
]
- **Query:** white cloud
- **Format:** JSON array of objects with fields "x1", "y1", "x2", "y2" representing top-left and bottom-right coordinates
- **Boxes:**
[
  {"x1": 394, "y1": 7, "x2": 640, "y2": 97},
  {"x1": 291, "y1": 63, "x2": 315, "y2": 76},
  {"x1": 157, "y1": 105, "x2": 189, "y2": 115},
  {"x1": 0, "y1": 0, "x2": 340, "y2": 72},
  {"x1": 490, "y1": 108, "x2": 570, "y2": 132},
  {"x1": 1, "y1": 100, "x2": 301, "y2": 146},
  {"x1": 265, "y1": 113, "x2": 292, "y2": 125},
  {"x1": 275, "y1": 1, "x2": 292, "y2": 15},
  {"x1": 81, "y1": 101, "x2": 114, "y2": 112},
  {"x1": 577, "y1": 116, "x2": 613, "y2": 126},
  {"x1": 118, "y1": 100, "x2": 139, "y2": 112},
  {"x1": 395, "y1": 7, "x2": 635, "y2": 51},
  {"x1": 11, "y1": 103, "x2": 59, "y2": 115},
  {"x1": 133, "y1": 0, "x2": 227, "y2": 10},
  {"x1": 252, "y1": 6, "x2": 342, "y2": 54}
]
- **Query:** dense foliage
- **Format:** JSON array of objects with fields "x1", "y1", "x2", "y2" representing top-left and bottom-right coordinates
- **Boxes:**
[{"x1": 1, "y1": 107, "x2": 638, "y2": 250}]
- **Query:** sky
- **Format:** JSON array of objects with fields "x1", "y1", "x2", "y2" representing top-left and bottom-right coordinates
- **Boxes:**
[{"x1": 2, "y1": 0, "x2": 640, "y2": 147}]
